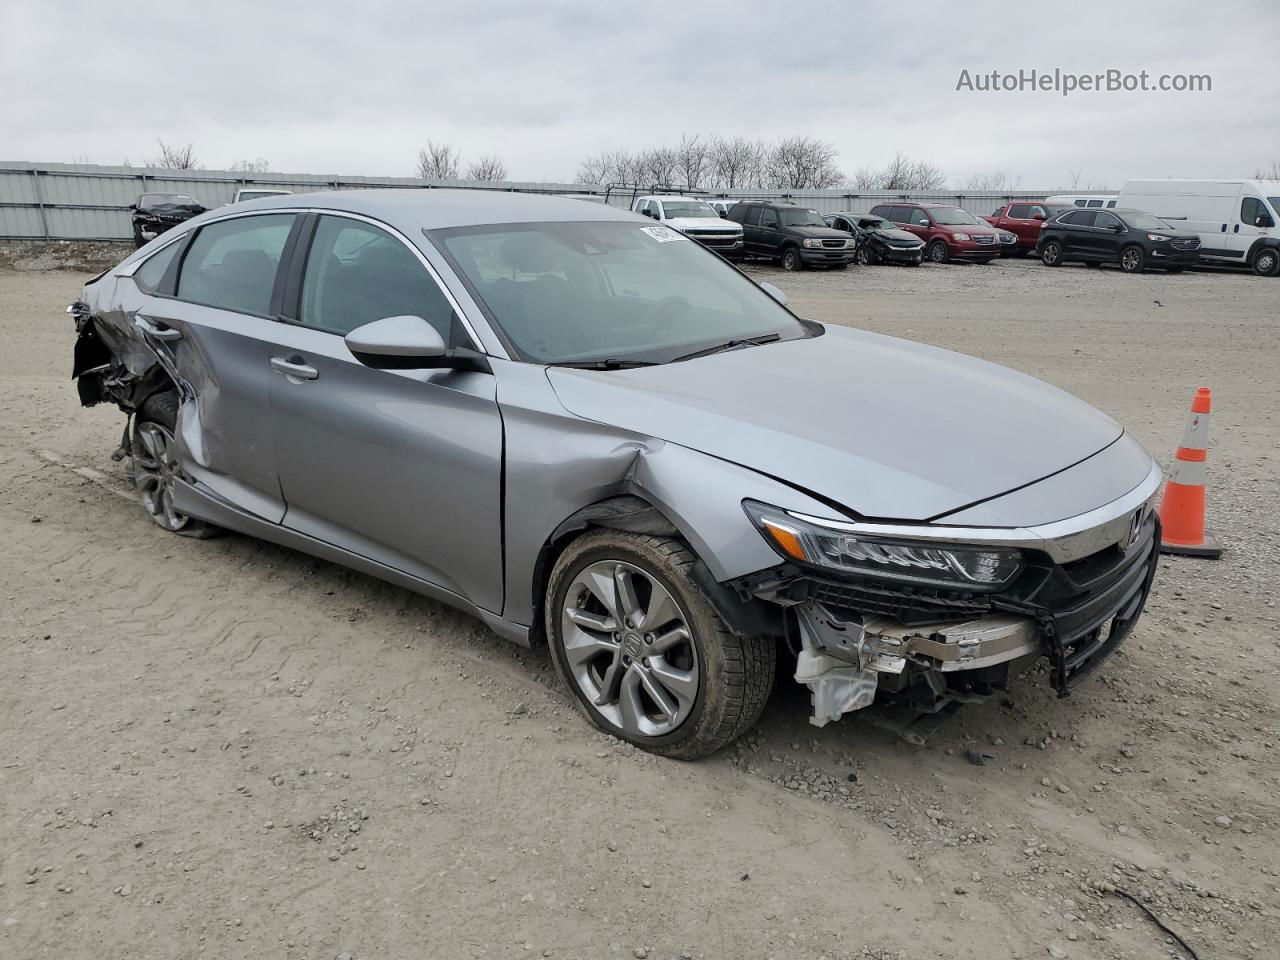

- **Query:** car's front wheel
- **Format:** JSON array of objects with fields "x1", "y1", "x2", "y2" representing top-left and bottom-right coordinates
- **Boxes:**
[
  {"x1": 132, "y1": 392, "x2": 219, "y2": 538},
  {"x1": 1119, "y1": 245, "x2": 1146, "y2": 274},
  {"x1": 547, "y1": 530, "x2": 774, "y2": 759},
  {"x1": 1252, "y1": 246, "x2": 1280, "y2": 277},
  {"x1": 780, "y1": 247, "x2": 802, "y2": 271},
  {"x1": 1040, "y1": 240, "x2": 1063, "y2": 266},
  {"x1": 926, "y1": 239, "x2": 949, "y2": 264},
  {"x1": 855, "y1": 245, "x2": 875, "y2": 265}
]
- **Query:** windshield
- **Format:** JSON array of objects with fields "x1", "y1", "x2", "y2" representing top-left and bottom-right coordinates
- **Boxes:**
[
  {"x1": 929, "y1": 207, "x2": 981, "y2": 225},
  {"x1": 1269, "y1": 198, "x2": 1280, "y2": 219},
  {"x1": 859, "y1": 218, "x2": 894, "y2": 231},
  {"x1": 779, "y1": 208, "x2": 827, "y2": 227},
  {"x1": 435, "y1": 221, "x2": 809, "y2": 365},
  {"x1": 661, "y1": 201, "x2": 717, "y2": 219},
  {"x1": 1122, "y1": 212, "x2": 1175, "y2": 231}
]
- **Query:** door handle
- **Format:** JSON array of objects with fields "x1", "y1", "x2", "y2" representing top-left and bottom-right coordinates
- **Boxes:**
[
  {"x1": 270, "y1": 356, "x2": 319, "y2": 381},
  {"x1": 135, "y1": 316, "x2": 182, "y2": 341}
]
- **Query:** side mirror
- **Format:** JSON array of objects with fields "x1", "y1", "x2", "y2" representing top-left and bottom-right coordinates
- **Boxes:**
[
  {"x1": 916, "y1": 219, "x2": 930, "y2": 226},
  {"x1": 345, "y1": 315, "x2": 489, "y2": 372},
  {"x1": 759, "y1": 281, "x2": 788, "y2": 307}
]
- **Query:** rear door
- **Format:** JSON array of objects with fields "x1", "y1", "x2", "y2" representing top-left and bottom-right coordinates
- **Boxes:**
[
  {"x1": 1056, "y1": 210, "x2": 1097, "y2": 257},
  {"x1": 264, "y1": 213, "x2": 505, "y2": 612},
  {"x1": 758, "y1": 206, "x2": 782, "y2": 257},
  {"x1": 139, "y1": 212, "x2": 299, "y2": 521}
]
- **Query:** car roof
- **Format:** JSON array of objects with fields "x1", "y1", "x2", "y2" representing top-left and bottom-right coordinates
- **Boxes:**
[{"x1": 239, "y1": 188, "x2": 639, "y2": 230}]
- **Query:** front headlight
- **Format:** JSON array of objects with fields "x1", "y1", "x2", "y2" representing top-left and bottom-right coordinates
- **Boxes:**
[
  {"x1": 844, "y1": 239, "x2": 855, "y2": 248},
  {"x1": 952, "y1": 232, "x2": 970, "y2": 241},
  {"x1": 802, "y1": 238, "x2": 823, "y2": 249},
  {"x1": 743, "y1": 501, "x2": 1024, "y2": 589},
  {"x1": 1147, "y1": 233, "x2": 1173, "y2": 242}
]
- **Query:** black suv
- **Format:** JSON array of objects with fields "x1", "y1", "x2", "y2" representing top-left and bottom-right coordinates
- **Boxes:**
[
  {"x1": 130, "y1": 193, "x2": 206, "y2": 248},
  {"x1": 1037, "y1": 207, "x2": 1201, "y2": 274},
  {"x1": 726, "y1": 201, "x2": 855, "y2": 270}
]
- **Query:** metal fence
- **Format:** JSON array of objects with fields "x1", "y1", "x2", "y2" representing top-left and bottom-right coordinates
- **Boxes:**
[{"x1": 0, "y1": 161, "x2": 1109, "y2": 241}]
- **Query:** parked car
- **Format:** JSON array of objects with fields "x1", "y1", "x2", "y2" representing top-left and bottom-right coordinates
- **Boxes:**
[
  {"x1": 706, "y1": 198, "x2": 747, "y2": 218},
  {"x1": 824, "y1": 213, "x2": 923, "y2": 265},
  {"x1": 1037, "y1": 207, "x2": 1202, "y2": 273},
  {"x1": 725, "y1": 201, "x2": 855, "y2": 270},
  {"x1": 983, "y1": 201, "x2": 1072, "y2": 256},
  {"x1": 68, "y1": 190, "x2": 1162, "y2": 759},
  {"x1": 130, "y1": 193, "x2": 206, "y2": 248},
  {"x1": 1116, "y1": 179, "x2": 1280, "y2": 277},
  {"x1": 232, "y1": 188, "x2": 293, "y2": 204},
  {"x1": 632, "y1": 195, "x2": 744, "y2": 260},
  {"x1": 1044, "y1": 194, "x2": 1119, "y2": 209},
  {"x1": 869, "y1": 202, "x2": 1003, "y2": 264}
]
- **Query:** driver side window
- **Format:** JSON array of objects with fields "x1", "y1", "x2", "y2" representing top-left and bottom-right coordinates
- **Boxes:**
[
  {"x1": 299, "y1": 216, "x2": 461, "y2": 344},
  {"x1": 760, "y1": 208, "x2": 778, "y2": 228}
]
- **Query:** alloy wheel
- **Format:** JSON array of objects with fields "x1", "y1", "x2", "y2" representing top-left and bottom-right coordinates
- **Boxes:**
[
  {"x1": 560, "y1": 559, "x2": 700, "y2": 738},
  {"x1": 134, "y1": 421, "x2": 194, "y2": 532},
  {"x1": 1121, "y1": 247, "x2": 1143, "y2": 272},
  {"x1": 1042, "y1": 242, "x2": 1061, "y2": 265}
]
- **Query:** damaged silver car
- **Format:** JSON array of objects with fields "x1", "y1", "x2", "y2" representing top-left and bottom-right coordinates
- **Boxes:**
[{"x1": 69, "y1": 190, "x2": 1162, "y2": 758}]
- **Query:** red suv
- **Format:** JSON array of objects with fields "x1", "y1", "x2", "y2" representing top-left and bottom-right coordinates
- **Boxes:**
[
  {"x1": 983, "y1": 201, "x2": 1071, "y2": 257},
  {"x1": 870, "y1": 202, "x2": 1003, "y2": 264}
]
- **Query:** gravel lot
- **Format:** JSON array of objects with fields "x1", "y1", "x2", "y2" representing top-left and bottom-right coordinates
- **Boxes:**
[{"x1": 2, "y1": 254, "x2": 1277, "y2": 960}]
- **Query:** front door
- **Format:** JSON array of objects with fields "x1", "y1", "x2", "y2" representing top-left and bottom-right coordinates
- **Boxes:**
[{"x1": 266, "y1": 214, "x2": 504, "y2": 613}]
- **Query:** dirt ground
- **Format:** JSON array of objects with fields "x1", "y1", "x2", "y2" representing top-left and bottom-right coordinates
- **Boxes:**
[{"x1": 1, "y1": 254, "x2": 1277, "y2": 960}]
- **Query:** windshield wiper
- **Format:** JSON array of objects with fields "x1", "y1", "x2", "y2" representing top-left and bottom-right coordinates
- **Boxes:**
[
  {"x1": 548, "y1": 358, "x2": 662, "y2": 370},
  {"x1": 671, "y1": 333, "x2": 782, "y2": 363}
]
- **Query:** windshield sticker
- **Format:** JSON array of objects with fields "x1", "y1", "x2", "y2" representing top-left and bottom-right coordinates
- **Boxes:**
[{"x1": 640, "y1": 225, "x2": 683, "y2": 243}]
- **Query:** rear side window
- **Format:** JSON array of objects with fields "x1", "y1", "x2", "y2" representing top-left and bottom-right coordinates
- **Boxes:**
[
  {"x1": 1106, "y1": 200, "x2": 1117, "y2": 208},
  {"x1": 300, "y1": 216, "x2": 461, "y2": 343},
  {"x1": 134, "y1": 240, "x2": 183, "y2": 293},
  {"x1": 1085, "y1": 199, "x2": 1104, "y2": 208},
  {"x1": 177, "y1": 214, "x2": 294, "y2": 316},
  {"x1": 1061, "y1": 211, "x2": 1097, "y2": 226}
]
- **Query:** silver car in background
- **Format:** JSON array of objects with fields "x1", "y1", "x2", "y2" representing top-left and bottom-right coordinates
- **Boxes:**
[{"x1": 69, "y1": 190, "x2": 1162, "y2": 758}]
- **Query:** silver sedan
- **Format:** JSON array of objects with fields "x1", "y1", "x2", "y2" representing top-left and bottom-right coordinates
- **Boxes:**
[{"x1": 69, "y1": 190, "x2": 1161, "y2": 758}]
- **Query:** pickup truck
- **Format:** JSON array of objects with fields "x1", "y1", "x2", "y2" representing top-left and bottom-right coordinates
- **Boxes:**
[
  {"x1": 982, "y1": 202, "x2": 1069, "y2": 256},
  {"x1": 632, "y1": 195, "x2": 745, "y2": 260}
]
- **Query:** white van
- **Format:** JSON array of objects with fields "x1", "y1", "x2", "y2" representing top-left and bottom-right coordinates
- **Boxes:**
[
  {"x1": 1117, "y1": 179, "x2": 1280, "y2": 276},
  {"x1": 1044, "y1": 194, "x2": 1119, "y2": 209}
]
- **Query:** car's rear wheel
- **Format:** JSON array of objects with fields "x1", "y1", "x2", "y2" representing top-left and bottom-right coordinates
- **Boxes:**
[
  {"x1": 547, "y1": 530, "x2": 774, "y2": 759},
  {"x1": 132, "y1": 392, "x2": 219, "y2": 538},
  {"x1": 1252, "y1": 247, "x2": 1280, "y2": 277},
  {"x1": 926, "y1": 239, "x2": 949, "y2": 264},
  {"x1": 1119, "y1": 245, "x2": 1145, "y2": 274},
  {"x1": 780, "y1": 247, "x2": 802, "y2": 271},
  {"x1": 1041, "y1": 240, "x2": 1063, "y2": 266}
]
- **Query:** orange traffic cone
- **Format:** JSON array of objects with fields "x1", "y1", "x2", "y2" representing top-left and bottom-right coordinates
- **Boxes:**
[{"x1": 1157, "y1": 387, "x2": 1223, "y2": 558}]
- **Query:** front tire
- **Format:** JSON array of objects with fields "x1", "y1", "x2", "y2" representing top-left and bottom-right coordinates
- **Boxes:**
[
  {"x1": 926, "y1": 239, "x2": 949, "y2": 264},
  {"x1": 132, "y1": 392, "x2": 220, "y2": 538},
  {"x1": 780, "y1": 247, "x2": 802, "y2": 271},
  {"x1": 546, "y1": 530, "x2": 775, "y2": 759},
  {"x1": 1252, "y1": 247, "x2": 1280, "y2": 277},
  {"x1": 855, "y1": 245, "x2": 876, "y2": 266},
  {"x1": 1119, "y1": 245, "x2": 1146, "y2": 274},
  {"x1": 1041, "y1": 240, "x2": 1063, "y2": 266}
]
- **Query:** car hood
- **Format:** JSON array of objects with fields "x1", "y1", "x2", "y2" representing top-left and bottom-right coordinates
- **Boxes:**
[
  {"x1": 665, "y1": 216, "x2": 742, "y2": 233},
  {"x1": 545, "y1": 326, "x2": 1124, "y2": 522},
  {"x1": 941, "y1": 223, "x2": 1000, "y2": 237},
  {"x1": 871, "y1": 227, "x2": 922, "y2": 244}
]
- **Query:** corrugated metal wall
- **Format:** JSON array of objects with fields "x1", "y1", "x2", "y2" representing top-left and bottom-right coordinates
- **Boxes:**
[{"x1": 0, "y1": 161, "x2": 1103, "y2": 240}]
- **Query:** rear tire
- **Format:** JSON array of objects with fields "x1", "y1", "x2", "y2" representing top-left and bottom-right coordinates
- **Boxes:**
[
  {"x1": 926, "y1": 239, "x2": 949, "y2": 264},
  {"x1": 780, "y1": 247, "x2": 802, "y2": 271},
  {"x1": 1252, "y1": 247, "x2": 1280, "y2": 277},
  {"x1": 132, "y1": 392, "x2": 220, "y2": 539},
  {"x1": 546, "y1": 530, "x2": 775, "y2": 760},
  {"x1": 1041, "y1": 240, "x2": 1063, "y2": 266},
  {"x1": 1119, "y1": 245, "x2": 1145, "y2": 274}
]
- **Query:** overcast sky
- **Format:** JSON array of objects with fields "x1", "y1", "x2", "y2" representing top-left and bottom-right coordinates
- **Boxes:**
[{"x1": 3, "y1": 1, "x2": 1277, "y2": 188}]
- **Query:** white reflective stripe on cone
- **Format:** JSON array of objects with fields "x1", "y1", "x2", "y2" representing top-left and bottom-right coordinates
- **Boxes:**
[
  {"x1": 1180, "y1": 412, "x2": 1209, "y2": 450},
  {"x1": 1168, "y1": 458, "x2": 1207, "y2": 486}
]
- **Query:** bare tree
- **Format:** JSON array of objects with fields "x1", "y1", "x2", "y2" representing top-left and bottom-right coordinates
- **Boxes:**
[
  {"x1": 1254, "y1": 159, "x2": 1280, "y2": 180},
  {"x1": 636, "y1": 146, "x2": 680, "y2": 186},
  {"x1": 151, "y1": 139, "x2": 199, "y2": 170},
  {"x1": 230, "y1": 157, "x2": 271, "y2": 173},
  {"x1": 851, "y1": 154, "x2": 945, "y2": 191},
  {"x1": 1066, "y1": 164, "x2": 1086, "y2": 189},
  {"x1": 416, "y1": 141, "x2": 461, "y2": 180},
  {"x1": 708, "y1": 137, "x2": 762, "y2": 190},
  {"x1": 467, "y1": 154, "x2": 508, "y2": 181},
  {"x1": 577, "y1": 152, "x2": 613, "y2": 184},
  {"x1": 763, "y1": 136, "x2": 843, "y2": 189},
  {"x1": 850, "y1": 165, "x2": 881, "y2": 189},
  {"x1": 676, "y1": 135, "x2": 709, "y2": 189},
  {"x1": 962, "y1": 169, "x2": 1021, "y2": 191}
]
